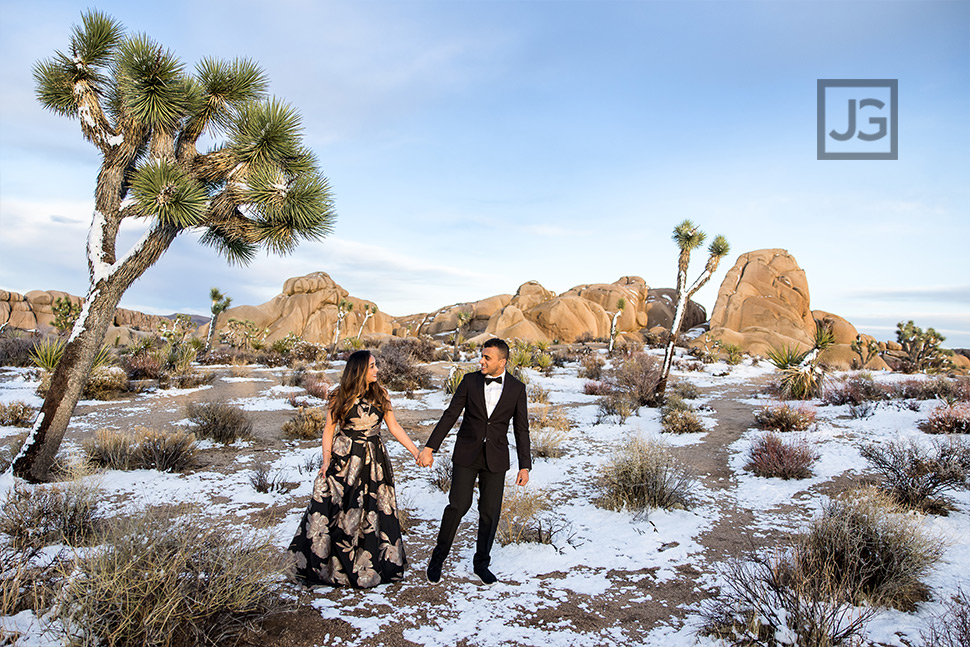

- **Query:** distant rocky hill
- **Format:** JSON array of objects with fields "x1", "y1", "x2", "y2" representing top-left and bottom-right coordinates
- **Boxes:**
[{"x1": 5, "y1": 249, "x2": 967, "y2": 372}]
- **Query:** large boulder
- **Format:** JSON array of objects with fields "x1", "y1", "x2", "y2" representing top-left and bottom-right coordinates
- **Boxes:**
[
  {"x1": 203, "y1": 271, "x2": 394, "y2": 345},
  {"x1": 644, "y1": 288, "x2": 707, "y2": 333},
  {"x1": 701, "y1": 249, "x2": 818, "y2": 356},
  {"x1": 0, "y1": 289, "x2": 169, "y2": 335}
]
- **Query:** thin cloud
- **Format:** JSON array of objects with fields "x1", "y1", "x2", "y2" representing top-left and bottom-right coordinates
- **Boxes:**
[{"x1": 848, "y1": 285, "x2": 970, "y2": 303}]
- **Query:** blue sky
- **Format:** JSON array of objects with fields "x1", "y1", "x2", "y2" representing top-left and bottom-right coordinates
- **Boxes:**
[{"x1": 1, "y1": 0, "x2": 968, "y2": 346}]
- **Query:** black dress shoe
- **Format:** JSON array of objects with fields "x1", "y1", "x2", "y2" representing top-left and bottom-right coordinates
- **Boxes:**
[
  {"x1": 426, "y1": 559, "x2": 442, "y2": 583},
  {"x1": 474, "y1": 566, "x2": 497, "y2": 585}
]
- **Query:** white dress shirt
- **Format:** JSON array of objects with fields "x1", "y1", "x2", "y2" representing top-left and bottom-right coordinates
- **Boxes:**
[{"x1": 484, "y1": 371, "x2": 506, "y2": 418}]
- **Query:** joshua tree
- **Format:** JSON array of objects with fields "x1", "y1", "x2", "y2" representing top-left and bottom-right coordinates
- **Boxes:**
[
  {"x1": 654, "y1": 220, "x2": 729, "y2": 403},
  {"x1": 356, "y1": 304, "x2": 378, "y2": 340},
  {"x1": 331, "y1": 299, "x2": 353, "y2": 357},
  {"x1": 51, "y1": 297, "x2": 82, "y2": 334},
  {"x1": 608, "y1": 298, "x2": 626, "y2": 354},
  {"x1": 453, "y1": 310, "x2": 472, "y2": 360},
  {"x1": 13, "y1": 11, "x2": 336, "y2": 482},
  {"x1": 205, "y1": 288, "x2": 232, "y2": 353},
  {"x1": 895, "y1": 320, "x2": 953, "y2": 373}
]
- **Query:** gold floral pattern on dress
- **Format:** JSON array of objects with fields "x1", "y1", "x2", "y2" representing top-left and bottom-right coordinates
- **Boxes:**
[{"x1": 288, "y1": 398, "x2": 407, "y2": 589}]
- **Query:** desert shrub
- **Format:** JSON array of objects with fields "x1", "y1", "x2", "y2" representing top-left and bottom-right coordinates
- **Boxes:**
[
  {"x1": 428, "y1": 457, "x2": 453, "y2": 492},
  {"x1": 605, "y1": 351, "x2": 662, "y2": 407},
  {"x1": 249, "y1": 463, "x2": 288, "y2": 493},
  {"x1": 0, "y1": 400, "x2": 37, "y2": 427},
  {"x1": 661, "y1": 407, "x2": 706, "y2": 434},
  {"x1": 1, "y1": 540, "x2": 49, "y2": 620},
  {"x1": 925, "y1": 401, "x2": 970, "y2": 434},
  {"x1": 527, "y1": 383, "x2": 549, "y2": 404},
  {"x1": 121, "y1": 343, "x2": 167, "y2": 379},
  {"x1": 497, "y1": 485, "x2": 564, "y2": 546},
  {"x1": 669, "y1": 381, "x2": 700, "y2": 399},
  {"x1": 299, "y1": 372, "x2": 332, "y2": 399},
  {"x1": 614, "y1": 337, "x2": 644, "y2": 356},
  {"x1": 534, "y1": 352, "x2": 554, "y2": 374},
  {"x1": 58, "y1": 509, "x2": 289, "y2": 647},
  {"x1": 579, "y1": 355, "x2": 605, "y2": 380},
  {"x1": 82, "y1": 365, "x2": 129, "y2": 400},
  {"x1": 860, "y1": 438, "x2": 970, "y2": 513},
  {"x1": 290, "y1": 340, "x2": 328, "y2": 365},
  {"x1": 822, "y1": 373, "x2": 888, "y2": 406},
  {"x1": 253, "y1": 349, "x2": 288, "y2": 367},
  {"x1": 0, "y1": 433, "x2": 27, "y2": 473},
  {"x1": 0, "y1": 480, "x2": 102, "y2": 550},
  {"x1": 531, "y1": 427, "x2": 568, "y2": 459},
  {"x1": 281, "y1": 407, "x2": 326, "y2": 440},
  {"x1": 396, "y1": 494, "x2": 414, "y2": 534},
  {"x1": 509, "y1": 344, "x2": 535, "y2": 370},
  {"x1": 597, "y1": 436, "x2": 696, "y2": 512},
  {"x1": 701, "y1": 548, "x2": 878, "y2": 647},
  {"x1": 530, "y1": 405, "x2": 571, "y2": 433},
  {"x1": 382, "y1": 337, "x2": 437, "y2": 363},
  {"x1": 0, "y1": 330, "x2": 40, "y2": 367},
  {"x1": 583, "y1": 380, "x2": 612, "y2": 396},
  {"x1": 197, "y1": 347, "x2": 256, "y2": 366},
  {"x1": 746, "y1": 433, "x2": 819, "y2": 480},
  {"x1": 444, "y1": 365, "x2": 477, "y2": 395},
  {"x1": 922, "y1": 588, "x2": 970, "y2": 647},
  {"x1": 798, "y1": 491, "x2": 944, "y2": 610},
  {"x1": 754, "y1": 403, "x2": 816, "y2": 431},
  {"x1": 596, "y1": 392, "x2": 639, "y2": 424},
  {"x1": 84, "y1": 427, "x2": 198, "y2": 472},
  {"x1": 185, "y1": 402, "x2": 253, "y2": 444},
  {"x1": 722, "y1": 342, "x2": 744, "y2": 365},
  {"x1": 766, "y1": 344, "x2": 809, "y2": 370},
  {"x1": 377, "y1": 343, "x2": 432, "y2": 393},
  {"x1": 888, "y1": 376, "x2": 967, "y2": 401},
  {"x1": 168, "y1": 370, "x2": 216, "y2": 390}
]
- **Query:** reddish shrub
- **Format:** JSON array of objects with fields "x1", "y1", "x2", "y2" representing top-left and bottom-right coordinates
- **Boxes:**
[
  {"x1": 745, "y1": 433, "x2": 819, "y2": 479},
  {"x1": 925, "y1": 402, "x2": 970, "y2": 434},
  {"x1": 584, "y1": 381, "x2": 612, "y2": 396}
]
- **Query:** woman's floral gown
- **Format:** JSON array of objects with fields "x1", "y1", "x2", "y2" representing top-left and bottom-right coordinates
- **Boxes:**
[{"x1": 288, "y1": 399, "x2": 407, "y2": 588}]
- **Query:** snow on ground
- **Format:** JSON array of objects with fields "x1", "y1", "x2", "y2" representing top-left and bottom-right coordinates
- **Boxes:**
[{"x1": 1, "y1": 355, "x2": 968, "y2": 646}]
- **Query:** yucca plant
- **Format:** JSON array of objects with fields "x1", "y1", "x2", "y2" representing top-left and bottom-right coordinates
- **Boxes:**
[
  {"x1": 15, "y1": 10, "x2": 335, "y2": 482},
  {"x1": 766, "y1": 344, "x2": 809, "y2": 370},
  {"x1": 30, "y1": 338, "x2": 113, "y2": 372}
]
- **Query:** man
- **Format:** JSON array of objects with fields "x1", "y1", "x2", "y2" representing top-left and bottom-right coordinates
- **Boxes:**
[{"x1": 418, "y1": 337, "x2": 531, "y2": 585}]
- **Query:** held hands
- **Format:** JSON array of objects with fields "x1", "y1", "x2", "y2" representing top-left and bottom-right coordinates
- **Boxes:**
[{"x1": 417, "y1": 447, "x2": 435, "y2": 468}]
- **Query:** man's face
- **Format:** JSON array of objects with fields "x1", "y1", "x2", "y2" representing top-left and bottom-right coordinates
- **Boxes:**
[{"x1": 479, "y1": 347, "x2": 507, "y2": 377}]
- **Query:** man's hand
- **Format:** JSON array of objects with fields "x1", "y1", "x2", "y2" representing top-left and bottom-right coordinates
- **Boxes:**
[
  {"x1": 418, "y1": 447, "x2": 435, "y2": 468},
  {"x1": 515, "y1": 469, "x2": 529, "y2": 486}
]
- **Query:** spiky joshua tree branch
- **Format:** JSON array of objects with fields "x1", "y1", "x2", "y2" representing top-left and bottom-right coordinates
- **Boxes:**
[{"x1": 12, "y1": 10, "x2": 336, "y2": 481}]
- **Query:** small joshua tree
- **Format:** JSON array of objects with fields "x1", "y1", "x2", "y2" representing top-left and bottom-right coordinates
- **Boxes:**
[
  {"x1": 13, "y1": 11, "x2": 336, "y2": 481},
  {"x1": 356, "y1": 304, "x2": 378, "y2": 340},
  {"x1": 654, "y1": 220, "x2": 729, "y2": 403},
  {"x1": 330, "y1": 299, "x2": 353, "y2": 357},
  {"x1": 52, "y1": 297, "x2": 82, "y2": 334},
  {"x1": 608, "y1": 298, "x2": 626, "y2": 354},
  {"x1": 205, "y1": 288, "x2": 232, "y2": 353},
  {"x1": 895, "y1": 320, "x2": 953, "y2": 374},
  {"x1": 851, "y1": 334, "x2": 880, "y2": 369}
]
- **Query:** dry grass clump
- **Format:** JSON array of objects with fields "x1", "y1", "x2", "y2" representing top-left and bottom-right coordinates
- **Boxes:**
[
  {"x1": 497, "y1": 484, "x2": 565, "y2": 546},
  {"x1": 529, "y1": 405, "x2": 571, "y2": 459},
  {"x1": 925, "y1": 401, "x2": 970, "y2": 434},
  {"x1": 0, "y1": 433, "x2": 27, "y2": 473},
  {"x1": 660, "y1": 396, "x2": 706, "y2": 434},
  {"x1": 84, "y1": 427, "x2": 198, "y2": 472},
  {"x1": 822, "y1": 373, "x2": 887, "y2": 405},
  {"x1": 605, "y1": 352, "x2": 662, "y2": 407},
  {"x1": 922, "y1": 588, "x2": 970, "y2": 647},
  {"x1": 396, "y1": 493, "x2": 414, "y2": 534},
  {"x1": 583, "y1": 380, "x2": 612, "y2": 396},
  {"x1": 82, "y1": 365, "x2": 129, "y2": 400},
  {"x1": 596, "y1": 392, "x2": 639, "y2": 424},
  {"x1": 702, "y1": 490, "x2": 944, "y2": 646},
  {"x1": 746, "y1": 433, "x2": 819, "y2": 480},
  {"x1": 186, "y1": 402, "x2": 253, "y2": 444},
  {"x1": 57, "y1": 509, "x2": 290, "y2": 647},
  {"x1": 0, "y1": 400, "x2": 37, "y2": 427},
  {"x1": 249, "y1": 463, "x2": 289, "y2": 493},
  {"x1": 382, "y1": 337, "x2": 438, "y2": 362},
  {"x1": 860, "y1": 438, "x2": 970, "y2": 514},
  {"x1": 377, "y1": 342, "x2": 432, "y2": 393},
  {"x1": 798, "y1": 491, "x2": 943, "y2": 610},
  {"x1": 0, "y1": 479, "x2": 102, "y2": 550},
  {"x1": 527, "y1": 383, "x2": 550, "y2": 404},
  {"x1": 281, "y1": 406, "x2": 326, "y2": 440},
  {"x1": 579, "y1": 355, "x2": 605, "y2": 380},
  {"x1": 754, "y1": 403, "x2": 816, "y2": 432},
  {"x1": 597, "y1": 436, "x2": 696, "y2": 512},
  {"x1": 669, "y1": 381, "x2": 700, "y2": 400}
]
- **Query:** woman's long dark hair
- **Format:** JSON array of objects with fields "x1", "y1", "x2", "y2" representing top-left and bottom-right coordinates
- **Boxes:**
[{"x1": 329, "y1": 350, "x2": 391, "y2": 423}]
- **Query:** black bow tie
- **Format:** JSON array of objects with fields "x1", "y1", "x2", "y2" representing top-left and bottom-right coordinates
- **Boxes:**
[{"x1": 485, "y1": 376, "x2": 503, "y2": 385}]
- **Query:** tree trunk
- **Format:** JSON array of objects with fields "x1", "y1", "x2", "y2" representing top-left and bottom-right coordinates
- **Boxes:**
[
  {"x1": 205, "y1": 312, "x2": 219, "y2": 353},
  {"x1": 12, "y1": 282, "x2": 126, "y2": 481}
]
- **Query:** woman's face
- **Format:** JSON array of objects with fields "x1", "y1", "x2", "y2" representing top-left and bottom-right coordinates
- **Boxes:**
[{"x1": 366, "y1": 356, "x2": 378, "y2": 384}]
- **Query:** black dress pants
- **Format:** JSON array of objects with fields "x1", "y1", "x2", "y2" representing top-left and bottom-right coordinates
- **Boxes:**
[{"x1": 431, "y1": 448, "x2": 505, "y2": 570}]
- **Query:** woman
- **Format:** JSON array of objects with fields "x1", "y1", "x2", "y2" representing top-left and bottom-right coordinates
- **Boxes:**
[{"x1": 289, "y1": 350, "x2": 421, "y2": 588}]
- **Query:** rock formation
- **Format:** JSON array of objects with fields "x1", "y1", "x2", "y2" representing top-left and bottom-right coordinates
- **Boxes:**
[
  {"x1": 202, "y1": 272, "x2": 394, "y2": 345},
  {"x1": 698, "y1": 249, "x2": 889, "y2": 370}
]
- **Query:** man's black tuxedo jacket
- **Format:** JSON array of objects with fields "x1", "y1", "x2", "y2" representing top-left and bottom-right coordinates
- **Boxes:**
[{"x1": 426, "y1": 370, "x2": 531, "y2": 473}]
